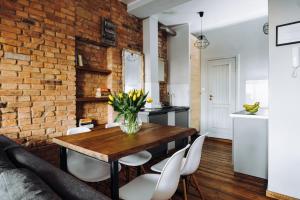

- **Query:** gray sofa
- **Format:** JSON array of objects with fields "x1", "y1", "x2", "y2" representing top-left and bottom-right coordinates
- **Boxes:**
[{"x1": 0, "y1": 135, "x2": 110, "y2": 200}]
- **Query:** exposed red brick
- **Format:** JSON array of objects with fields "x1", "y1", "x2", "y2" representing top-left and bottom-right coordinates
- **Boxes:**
[{"x1": 0, "y1": 0, "x2": 168, "y2": 150}]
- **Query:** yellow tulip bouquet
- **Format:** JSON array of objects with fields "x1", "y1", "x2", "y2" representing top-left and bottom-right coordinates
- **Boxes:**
[{"x1": 108, "y1": 89, "x2": 152, "y2": 134}]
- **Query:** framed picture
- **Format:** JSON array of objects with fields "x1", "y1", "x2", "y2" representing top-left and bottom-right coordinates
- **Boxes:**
[{"x1": 276, "y1": 21, "x2": 300, "y2": 46}]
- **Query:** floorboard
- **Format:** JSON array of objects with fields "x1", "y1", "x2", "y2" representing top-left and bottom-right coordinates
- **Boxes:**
[
  {"x1": 30, "y1": 138, "x2": 273, "y2": 199},
  {"x1": 100, "y1": 139, "x2": 272, "y2": 199},
  {"x1": 169, "y1": 139, "x2": 272, "y2": 200}
]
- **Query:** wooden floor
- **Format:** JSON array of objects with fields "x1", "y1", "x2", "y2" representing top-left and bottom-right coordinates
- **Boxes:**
[
  {"x1": 31, "y1": 138, "x2": 272, "y2": 200},
  {"x1": 169, "y1": 139, "x2": 272, "y2": 200},
  {"x1": 93, "y1": 138, "x2": 272, "y2": 200}
]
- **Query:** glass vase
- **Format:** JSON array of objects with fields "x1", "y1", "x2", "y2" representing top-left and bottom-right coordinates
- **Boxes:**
[{"x1": 119, "y1": 115, "x2": 142, "y2": 135}]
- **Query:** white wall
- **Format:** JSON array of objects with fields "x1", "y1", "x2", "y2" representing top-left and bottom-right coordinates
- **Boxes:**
[
  {"x1": 200, "y1": 17, "x2": 269, "y2": 134},
  {"x1": 168, "y1": 24, "x2": 191, "y2": 106},
  {"x1": 143, "y1": 17, "x2": 160, "y2": 108},
  {"x1": 268, "y1": 0, "x2": 300, "y2": 198}
]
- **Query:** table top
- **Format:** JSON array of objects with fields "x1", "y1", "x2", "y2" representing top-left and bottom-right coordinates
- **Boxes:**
[{"x1": 53, "y1": 123, "x2": 197, "y2": 162}]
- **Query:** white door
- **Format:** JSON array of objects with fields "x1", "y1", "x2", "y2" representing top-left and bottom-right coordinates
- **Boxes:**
[{"x1": 207, "y1": 58, "x2": 236, "y2": 139}]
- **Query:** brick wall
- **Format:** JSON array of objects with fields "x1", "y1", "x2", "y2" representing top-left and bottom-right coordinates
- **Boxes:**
[
  {"x1": 0, "y1": 0, "x2": 167, "y2": 145},
  {"x1": 158, "y1": 29, "x2": 169, "y2": 104},
  {"x1": 74, "y1": 0, "x2": 143, "y2": 125},
  {"x1": 0, "y1": 0, "x2": 76, "y2": 145}
]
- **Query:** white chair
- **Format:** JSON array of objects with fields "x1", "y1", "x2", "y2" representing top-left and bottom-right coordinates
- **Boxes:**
[
  {"x1": 151, "y1": 133, "x2": 207, "y2": 200},
  {"x1": 66, "y1": 127, "x2": 121, "y2": 183},
  {"x1": 105, "y1": 123, "x2": 152, "y2": 180},
  {"x1": 119, "y1": 144, "x2": 190, "y2": 200}
]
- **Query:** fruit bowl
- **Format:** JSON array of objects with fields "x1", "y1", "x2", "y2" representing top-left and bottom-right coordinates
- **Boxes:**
[{"x1": 243, "y1": 102, "x2": 260, "y2": 114}]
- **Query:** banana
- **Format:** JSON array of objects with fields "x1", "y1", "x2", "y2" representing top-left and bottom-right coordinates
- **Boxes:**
[
  {"x1": 243, "y1": 105, "x2": 252, "y2": 110},
  {"x1": 248, "y1": 106, "x2": 259, "y2": 113},
  {"x1": 243, "y1": 104, "x2": 257, "y2": 110},
  {"x1": 243, "y1": 102, "x2": 260, "y2": 113}
]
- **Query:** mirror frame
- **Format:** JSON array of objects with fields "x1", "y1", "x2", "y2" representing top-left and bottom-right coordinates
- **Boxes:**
[{"x1": 122, "y1": 48, "x2": 145, "y2": 92}]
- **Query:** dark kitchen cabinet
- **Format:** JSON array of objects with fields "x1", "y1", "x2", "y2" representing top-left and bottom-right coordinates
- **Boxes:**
[
  {"x1": 175, "y1": 110, "x2": 189, "y2": 150},
  {"x1": 138, "y1": 107, "x2": 190, "y2": 158}
]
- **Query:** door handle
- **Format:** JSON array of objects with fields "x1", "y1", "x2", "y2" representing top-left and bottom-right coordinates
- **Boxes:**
[{"x1": 209, "y1": 94, "x2": 213, "y2": 101}]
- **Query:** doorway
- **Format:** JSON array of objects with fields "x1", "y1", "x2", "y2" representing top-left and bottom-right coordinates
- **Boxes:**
[{"x1": 206, "y1": 57, "x2": 236, "y2": 139}]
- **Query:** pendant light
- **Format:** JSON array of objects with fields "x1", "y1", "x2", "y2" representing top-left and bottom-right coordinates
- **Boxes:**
[{"x1": 194, "y1": 11, "x2": 209, "y2": 49}]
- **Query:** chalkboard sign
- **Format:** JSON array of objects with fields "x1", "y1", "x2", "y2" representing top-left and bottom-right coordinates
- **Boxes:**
[{"x1": 102, "y1": 18, "x2": 117, "y2": 47}]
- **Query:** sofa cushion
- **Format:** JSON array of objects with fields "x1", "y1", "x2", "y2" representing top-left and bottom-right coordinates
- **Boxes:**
[
  {"x1": 0, "y1": 168, "x2": 61, "y2": 200},
  {"x1": 6, "y1": 147, "x2": 111, "y2": 200},
  {"x1": 0, "y1": 150, "x2": 15, "y2": 174}
]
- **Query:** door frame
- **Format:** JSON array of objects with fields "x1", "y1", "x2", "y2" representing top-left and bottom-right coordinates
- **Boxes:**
[{"x1": 200, "y1": 55, "x2": 240, "y2": 138}]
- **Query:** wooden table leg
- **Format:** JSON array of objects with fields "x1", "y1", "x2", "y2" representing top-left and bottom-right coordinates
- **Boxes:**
[
  {"x1": 110, "y1": 160, "x2": 119, "y2": 200},
  {"x1": 60, "y1": 147, "x2": 67, "y2": 171}
]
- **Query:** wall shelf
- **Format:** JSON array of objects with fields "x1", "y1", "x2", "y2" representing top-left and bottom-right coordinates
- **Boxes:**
[
  {"x1": 76, "y1": 97, "x2": 109, "y2": 102},
  {"x1": 76, "y1": 66, "x2": 112, "y2": 75},
  {"x1": 75, "y1": 36, "x2": 109, "y2": 48},
  {"x1": 75, "y1": 35, "x2": 111, "y2": 124}
]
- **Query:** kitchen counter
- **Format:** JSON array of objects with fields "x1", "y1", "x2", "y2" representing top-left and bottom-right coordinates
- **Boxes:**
[
  {"x1": 231, "y1": 108, "x2": 268, "y2": 179},
  {"x1": 140, "y1": 106, "x2": 189, "y2": 115},
  {"x1": 230, "y1": 108, "x2": 268, "y2": 119}
]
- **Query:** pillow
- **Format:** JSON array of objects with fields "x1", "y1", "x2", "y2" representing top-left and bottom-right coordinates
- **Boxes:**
[
  {"x1": 6, "y1": 148, "x2": 110, "y2": 200},
  {"x1": 0, "y1": 150, "x2": 15, "y2": 174},
  {"x1": 0, "y1": 168, "x2": 62, "y2": 200}
]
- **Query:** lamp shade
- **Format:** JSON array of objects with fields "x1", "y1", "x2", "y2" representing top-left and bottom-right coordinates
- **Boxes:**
[{"x1": 194, "y1": 34, "x2": 209, "y2": 49}]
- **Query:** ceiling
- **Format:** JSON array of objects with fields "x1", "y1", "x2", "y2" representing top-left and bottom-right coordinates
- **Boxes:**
[{"x1": 121, "y1": 0, "x2": 268, "y2": 34}]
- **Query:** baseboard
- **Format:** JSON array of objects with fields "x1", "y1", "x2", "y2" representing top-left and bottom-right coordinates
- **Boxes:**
[
  {"x1": 266, "y1": 190, "x2": 298, "y2": 200},
  {"x1": 234, "y1": 172, "x2": 267, "y2": 181},
  {"x1": 206, "y1": 137, "x2": 232, "y2": 144}
]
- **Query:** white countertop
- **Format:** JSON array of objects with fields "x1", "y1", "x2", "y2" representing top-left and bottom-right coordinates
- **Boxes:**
[{"x1": 230, "y1": 108, "x2": 268, "y2": 119}]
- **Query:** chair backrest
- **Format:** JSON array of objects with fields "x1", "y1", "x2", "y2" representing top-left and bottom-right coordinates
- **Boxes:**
[
  {"x1": 105, "y1": 122, "x2": 119, "y2": 128},
  {"x1": 152, "y1": 144, "x2": 190, "y2": 200},
  {"x1": 67, "y1": 127, "x2": 91, "y2": 135},
  {"x1": 181, "y1": 133, "x2": 208, "y2": 176},
  {"x1": 66, "y1": 127, "x2": 91, "y2": 157}
]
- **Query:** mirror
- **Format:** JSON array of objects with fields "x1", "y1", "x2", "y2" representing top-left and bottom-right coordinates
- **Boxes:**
[
  {"x1": 122, "y1": 49, "x2": 144, "y2": 92},
  {"x1": 158, "y1": 58, "x2": 166, "y2": 82}
]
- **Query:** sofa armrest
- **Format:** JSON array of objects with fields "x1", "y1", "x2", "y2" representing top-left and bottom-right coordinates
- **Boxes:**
[
  {"x1": 6, "y1": 147, "x2": 110, "y2": 200},
  {"x1": 0, "y1": 135, "x2": 20, "y2": 151}
]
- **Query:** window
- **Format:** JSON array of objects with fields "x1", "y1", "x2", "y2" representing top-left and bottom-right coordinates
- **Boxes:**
[{"x1": 245, "y1": 80, "x2": 269, "y2": 108}]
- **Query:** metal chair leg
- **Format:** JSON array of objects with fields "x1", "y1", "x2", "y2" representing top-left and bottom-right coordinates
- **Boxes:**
[
  {"x1": 95, "y1": 182, "x2": 99, "y2": 191},
  {"x1": 192, "y1": 174, "x2": 204, "y2": 200},
  {"x1": 125, "y1": 166, "x2": 130, "y2": 182}
]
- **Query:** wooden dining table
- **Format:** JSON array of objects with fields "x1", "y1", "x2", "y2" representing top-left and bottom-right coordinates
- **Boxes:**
[{"x1": 52, "y1": 123, "x2": 197, "y2": 200}]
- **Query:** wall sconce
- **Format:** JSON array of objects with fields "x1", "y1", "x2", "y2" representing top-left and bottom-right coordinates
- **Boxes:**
[{"x1": 263, "y1": 22, "x2": 269, "y2": 35}]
